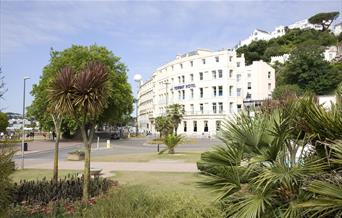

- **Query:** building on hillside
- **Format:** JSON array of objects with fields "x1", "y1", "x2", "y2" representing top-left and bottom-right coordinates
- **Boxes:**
[
  {"x1": 334, "y1": 22, "x2": 342, "y2": 36},
  {"x1": 270, "y1": 54, "x2": 290, "y2": 65},
  {"x1": 137, "y1": 49, "x2": 275, "y2": 137},
  {"x1": 236, "y1": 18, "x2": 324, "y2": 48},
  {"x1": 288, "y1": 19, "x2": 322, "y2": 31},
  {"x1": 271, "y1": 26, "x2": 287, "y2": 38},
  {"x1": 324, "y1": 46, "x2": 338, "y2": 62},
  {"x1": 238, "y1": 29, "x2": 273, "y2": 47}
]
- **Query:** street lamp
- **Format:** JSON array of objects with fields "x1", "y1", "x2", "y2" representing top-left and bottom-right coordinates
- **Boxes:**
[
  {"x1": 21, "y1": 77, "x2": 30, "y2": 169},
  {"x1": 133, "y1": 74, "x2": 142, "y2": 136}
]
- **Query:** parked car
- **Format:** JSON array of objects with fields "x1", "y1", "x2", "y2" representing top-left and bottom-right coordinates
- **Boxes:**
[{"x1": 110, "y1": 131, "x2": 120, "y2": 140}]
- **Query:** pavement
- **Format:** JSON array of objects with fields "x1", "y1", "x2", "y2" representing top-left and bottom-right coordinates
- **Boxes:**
[{"x1": 13, "y1": 136, "x2": 221, "y2": 176}]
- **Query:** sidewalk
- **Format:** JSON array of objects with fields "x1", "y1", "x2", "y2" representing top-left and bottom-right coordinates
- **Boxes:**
[{"x1": 16, "y1": 159, "x2": 199, "y2": 177}]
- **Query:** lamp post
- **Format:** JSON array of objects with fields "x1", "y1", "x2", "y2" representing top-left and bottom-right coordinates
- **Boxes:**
[
  {"x1": 133, "y1": 74, "x2": 142, "y2": 137},
  {"x1": 21, "y1": 77, "x2": 30, "y2": 169}
]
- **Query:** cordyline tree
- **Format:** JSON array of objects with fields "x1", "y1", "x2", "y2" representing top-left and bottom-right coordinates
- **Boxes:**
[
  {"x1": 308, "y1": 11, "x2": 340, "y2": 31},
  {"x1": 49, "y1": 62, "x2": 111, "y2": 200},
  {"x1": 167, "y1": 104, "x2": 184, "y2": 135},
  {"x1": 29, "y1": 45, "x2": 133, "y2": 183}
]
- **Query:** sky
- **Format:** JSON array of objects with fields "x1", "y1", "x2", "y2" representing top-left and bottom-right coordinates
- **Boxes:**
[{"x1": 0, "y1": 0, "x2": 341, "y2": 113}]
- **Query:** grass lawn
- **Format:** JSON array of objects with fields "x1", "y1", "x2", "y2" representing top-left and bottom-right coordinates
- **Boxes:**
[
  {"x1": 10, "y1": 169, "x2": 80, "y2": 183},
  {"x1": 111, "y1": 171, "x2": 218, "y2": 202},
  {"x1": 92, "y1": 152, "x2": 201, "y2": 163}
]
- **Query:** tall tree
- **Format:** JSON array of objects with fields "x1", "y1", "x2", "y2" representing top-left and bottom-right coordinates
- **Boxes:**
[
  {"x1": 308, "y1": 11, "x2": 340, "y2": 31},
  {"x1": 167, "y1": 104, "x2": 184, "y2": 135},
  {"x1": 154, "y1": 116, "x2": 173, "y2": 138},
  {"x1": 279, "y1": 44, "x2": 341, "y2": 95},
  {"x1": 49, "y1": 62, "x2": 111, "y2": 201},
  {"x1": 29, "y1": 45, "x2": 133, "y2": 183},
  {"x1": 0, "y1": 112, "x2": 8, "y2": 132}
]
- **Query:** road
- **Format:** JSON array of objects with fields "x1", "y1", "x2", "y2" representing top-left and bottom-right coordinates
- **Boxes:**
[{"x1": 13, "y1": 136, "x2": 223, "y2": 169}]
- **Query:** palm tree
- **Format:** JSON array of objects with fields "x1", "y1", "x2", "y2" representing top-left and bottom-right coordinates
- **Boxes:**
[
  {"x1": 155, "y1": 116, "x2": 173, "y2": 138},
  {"x1": 49, "y1": 61, "x2": 111, "y2": 200},
  {"x1": 198, "y1": 97, "x2": 332, "y2": 217},
  {"x1": 51, "y1": 112, "x2": 62, "y2": 182},
  {"x1": 167, "y1": 104, "x2": 184, "y2": 135},
  {"x1": 159, "y1": 134, "x2": 184, "y2": 154}
]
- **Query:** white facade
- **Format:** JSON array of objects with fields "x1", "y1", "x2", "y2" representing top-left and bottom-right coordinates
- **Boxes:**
[
  {"x1": 324, "y1": 46, "x2": 338, "y2": 62},
  {"x1": 288, "y1": 19, "x2": 322, "y2": 31},
  {"x1": 271, "y1": 26, "x2": 286, "y2": 38},
  {"x1": 270, "y1": 54, "x2": 290, "y2": 65},
  {"x1": 239, "y1": 29, "x2": 273, "y2": 47},
  {"x1": 334, "y1": 22, "x2": 342, "y2": 36},
  {"x1": 137, "y1": 49, "x2": 275, "y2": 136}
]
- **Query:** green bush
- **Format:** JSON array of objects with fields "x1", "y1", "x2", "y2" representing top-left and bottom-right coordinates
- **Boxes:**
[
  {"x1": 0, "y1": 148, "x2": 15, "y2": 216},
  {"x1": 11, "y1": 175, "x2": 114, "y2": 205},
  {"x1": 76, "y1": 185, "x2": 223, "y2": 218}
]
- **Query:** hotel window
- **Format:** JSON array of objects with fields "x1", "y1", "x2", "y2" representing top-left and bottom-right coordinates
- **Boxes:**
[
  {"x1": 171, "y1": 78, "x2": 174, "y2": 83},
  {"x1": 204, "y1": 121, "x2": 209, "y2": 132},
  {"x1": 248, "y1": 73, "x2": 251, "y2": 78},
  {"x1": 237, "y1": 88, "x2": 241, "y2": 97},
  {"x1": 202, "y1": 59, "x2": 206, "y2": 64},
  {"x1": 212, "y1": 70, "x2": 216, "y2": 79},
  {"x1": 190, "y1": 74, "x2": 194, "y2": 81},
  {"x1": 200, "y1": 88, "x2": 203, "y2": 98},
  {"x1": 268, "y1": 83, "x2": 272, "y2": 90},
  {"x1": 218, "y1": 70, "x2": 223, "y2": 78},
  {"x1": 193, "y1": 121, "x2": 197, "y2": 132},
  {"x1": 178, "y1": 91, "x2": 181, "y2": 100},
  {"x1": 199, "y1": 72, "x2": 203, "y2": 80},
  {"x1": 218, "y1": 102, "x2": 223, "y2": 113},
  {"x1": 190, "y1": 104, "x2": 194, "y2": 114},
  {"x1": 178, "y1": 76, "x2": 181, "y2": 83},
  {"x1": 237, "y1": 62, "x2": 240, "y2": 67},
  {"x1": 172, "y1": 65, "x2": 174, "y2": 70},
  {"x1": 212, "y1": 86, "x2": 217, "y2": 97},
  {"x1": 215, "y1": 56, "x2": 219, "y2": 62},
  {"x1": 190, "y1": 89, "x2": 194, "y2": 99},
  {"x1": 229, "y1": 70, "x2": 233, "y2": 78},
  {"x1": 229, "y1": 56, "x2": 233, "y2": 62},
  {"x1": 237, "y1": 74, "x2": 241, "y2": 82},
  {"x1": 237, "y1": 104, "x2": 242, "y2": 112},
  {"x1": 182, "y1": 90, "x2": 185, "y2": 100},
  {"x1": 200, "y1": 104, "x2": 204, "y2": 114},
  {"x1": 212, "y1": 103, "x2": 217, "y2": 113},
  {"x1": 183, "y1": 121, "x2": 187, "y2": 132},
  {"x1": 182, "y1": 75, "x2": 185, "y2": 83},
  {"x1": 248, "y1": 82, "x2": 252, "y2": 90},
  {"x1": 229, "y1": 102, "x2": 233, "y2": 113},
  {"x1": 190, "y1": 61, "x2": 193, "y2": 67},
  {"x1": 216, "y1": 121, "x2": 221, "y2": 131},
  {"x1": 218, "y1": 86, "x2": 223, "y2": 96},
  {"x1": 268, "y1": 72, "x2": 271, "y2": 79},
  {"x1": 180, "y1": 63, "x2": 183, "y2": 69},
  {"x1": 229, "y1": 86, "x2": 233, "y2": 96}
]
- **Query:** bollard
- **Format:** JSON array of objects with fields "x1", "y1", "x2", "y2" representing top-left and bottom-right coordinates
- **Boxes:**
[
  {"x1": 157, "y1": 144, "x2": 160, "y2": 152},
  {"x1": 106, "y1": 140, "x2": 111, "y2": 148},
  {"x1": 97, "y1": 137, "x2": 100, "y2": 150}
]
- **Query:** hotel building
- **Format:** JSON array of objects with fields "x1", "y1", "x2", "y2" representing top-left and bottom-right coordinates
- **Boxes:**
[{"x1": 137, "y1": 49, "x2": 275, "y2": 136}]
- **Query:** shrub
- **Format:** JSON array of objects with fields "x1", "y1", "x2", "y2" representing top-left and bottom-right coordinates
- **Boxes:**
[
  {"x1": 11, "y1": 175, "x2": 115, "y2": 205},
  {"x1": 0, "y1": 148, "x2": 15, "y2": 216},
  {"x1": 75, "y1": 185, "x2": 223, "y2": 218}
]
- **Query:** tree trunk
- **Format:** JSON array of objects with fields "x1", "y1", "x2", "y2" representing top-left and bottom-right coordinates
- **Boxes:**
[
  {"x1": 80, "y1": 124, "x2": 95, "y2": 201},
  {"x1": 168, "y1": 147, "x2": 175, "y2": 154},
  {"x1": 83, "y1": 141, "x2": 91, "y2": 201},
  {"x1": 174, "y1": 127, "x2": 178, "y2": 136},
  {"x1": 52, "y1": 114, "x2": 62, "y2": 182}
]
